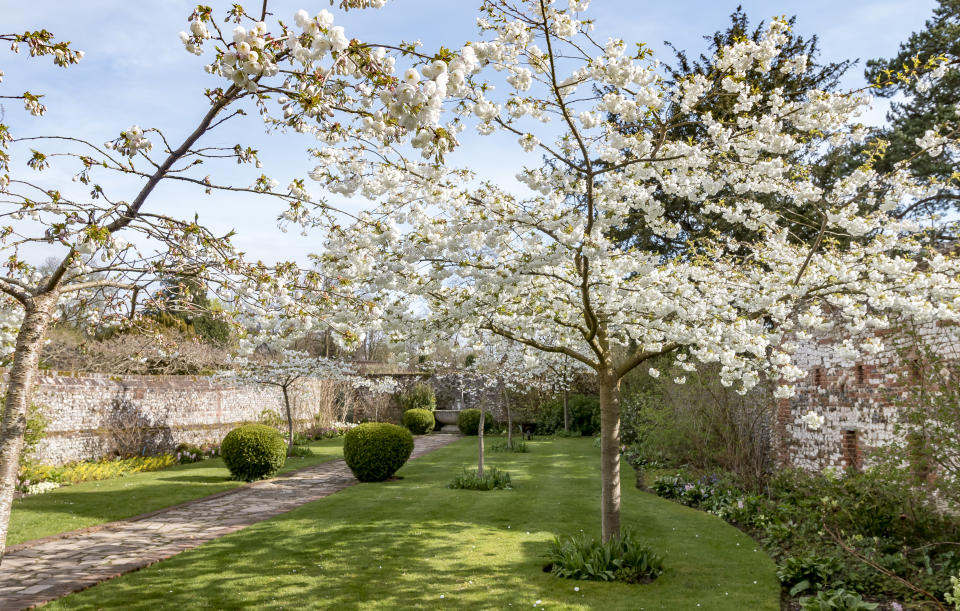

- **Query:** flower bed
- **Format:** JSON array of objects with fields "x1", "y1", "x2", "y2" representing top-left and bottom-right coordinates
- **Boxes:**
[
  {"x1": 18, "y1": 444, "x2": 222, "y2": 496},
  {"x1": 650, "y1": 468, "x2": 960, "y2": 608}
]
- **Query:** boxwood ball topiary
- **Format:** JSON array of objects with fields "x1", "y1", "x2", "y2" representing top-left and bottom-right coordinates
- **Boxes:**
[
  {"x1": 457, "y1": 409, "x2": 495, "y2": 435},
  {"x1": 221, "y1": 424, "x2": 287, "y2": 481},
  {"x1": 343, "y1": 423, "x2": 415, "y2": 482},
  {"x1": 402, "y1": 408, "x2": 435, "y2": 435}
]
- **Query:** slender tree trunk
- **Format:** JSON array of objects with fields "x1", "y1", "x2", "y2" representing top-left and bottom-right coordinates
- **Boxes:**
[
  {"x1": 502, "y1": 384, "x2": 513, "y2": 449},
  {"x1": 0, "y1": 294, "x2": 57, "y2": 563},
  {"x1": 563, "y1": 388, "x2": 570, "y2": 432},
  {"x1": 478, "y1": 405, "x2": 485, "y2": 477},
  {"x1": 598, "y1": 368, "x2": 622, "y2": 543},
  {"x1": 281, "y1": 385, "x2": 294, "y2": 454}
]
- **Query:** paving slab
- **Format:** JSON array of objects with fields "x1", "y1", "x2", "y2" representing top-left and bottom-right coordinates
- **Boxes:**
[{"x1": 0, "y1": 434, "x2": 458, "y2": 610}]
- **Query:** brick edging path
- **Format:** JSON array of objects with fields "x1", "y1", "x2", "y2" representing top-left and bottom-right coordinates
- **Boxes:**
[{"x1": 0, "y1": 434, "x2": 459, "y2": 610}]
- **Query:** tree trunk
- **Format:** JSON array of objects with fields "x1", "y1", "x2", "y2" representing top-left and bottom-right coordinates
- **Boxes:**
[
  {"x1": 0, "y1": 294, "x2": 57, "y2": 563},
  {"x1": 598, "y1": 368, "x2": 622, "y2": 543},
  {"x1": 563, "y1": 388, "x2": 570, "y2": 432},
  {"x1": 502, "y1": 384, "x2": 513, "y2": 449},
  {"x1": 281, "y1": 385, "x2": 294, "y2": 454},
  {"x1": 478, "y1": 405, "x2": 485, "y2": 477}
]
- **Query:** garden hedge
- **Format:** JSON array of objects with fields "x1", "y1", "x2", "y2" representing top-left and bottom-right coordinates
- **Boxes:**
[
  {"x1": 402, "y1": 408, "x2": 435, "y2": 435},
  {"x1": 343, "y1": 422, "x2": 415, "y2": 482},
  {"x1": 457, "y1": 409, "x2": 495, "y2": 436},
  {"x1": 221, "y1": 423, "x2": 287, "y2": 481}
]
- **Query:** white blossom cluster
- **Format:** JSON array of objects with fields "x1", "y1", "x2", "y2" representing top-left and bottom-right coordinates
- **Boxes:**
[
  {"x1": 312, "y1": 1, "x2": 960, "y2": 404},
  {"x1": 103, "y1": 125, "x2": 153, "y2": 157},
  {"x1": 180, "y1": 5, "x2": 474, "y2": 165},
  {"x1": 219, "y1": 349, "x2": 396, "y2": 396},
  {"x1": 0, "y1": 298, "x2": 24, "y2": 358},
  {"x1": 799, "y1": 410, "x2": 825, "y2": 431},
  {"x1": 24, "y1": 481, "x2": 61, "y2": 495}
]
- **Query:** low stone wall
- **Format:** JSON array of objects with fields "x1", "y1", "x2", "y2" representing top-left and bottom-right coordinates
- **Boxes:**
[
  {"x1": 9, "y1": 371, "x2": 333, "y2": 465},
  {"x1": 7, "y1": 368, "x2": 507, "y2": 465}
]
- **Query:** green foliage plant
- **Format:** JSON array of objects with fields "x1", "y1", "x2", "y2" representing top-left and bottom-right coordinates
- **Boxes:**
[
  {"x1": 257, "y1": 408, "x2": 286, "y2": 431},
  {"x1": 546, "y1": 530, "x2": 664, "y2": 583},
  {"x1": 651, "y1": 465, "x2": 960, "y2": 605},
  {"x1": 174, "y1": 443, "x2": 204, "y2": 464},
  {"x1": 890, "y1": 328, "x2": 960, "y2": 507},
  {"x1": 399, "y1": 383, "x2": 436, "y2": 412},
  {"x1": 342, "y1": 422, "x2": 414, "y2": 482},
  {"x1": 401, "y1": 408, "x2": 435, "y2": 434},
  {"x1": 447, "y1": 466, "x2": 511, "y2": 490},
  {"x1": 490, "y1": 439, "x2": 528, "y2": 453},
  {"x1": 534, "y1": 394, "x2": 599, "y2": 436},
  {"x1": 291, "y1": 432, "x2": 310, "y2": 446},
  {"x1": 620, "y1": 362, "x2": 774, "y2": 487},
  {"x1": 798, "y1": 588, "x2": 878, "y2": 611},
  {"x1": 288, "y1": 444, "x2": 312, "y2": 458},
  {"x1": 777, "y1": 555, "x2": 842, "y2": 597},
  {"x1": 457, "y1": 408, "x2": 494, "y2": 435},
  {"x1": 946, "y1": 571, "x2": 960, "y2": 610},
  {"x1": 221, "y1": 424, "x2": 287, "y2": 481}
]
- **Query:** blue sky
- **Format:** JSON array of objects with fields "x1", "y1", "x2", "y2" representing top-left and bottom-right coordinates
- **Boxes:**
[{"x1": 2, "y1": 1, "x2": 937, "y2": 266}]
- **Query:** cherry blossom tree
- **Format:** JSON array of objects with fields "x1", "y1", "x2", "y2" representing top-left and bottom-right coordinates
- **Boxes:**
[
  {"x1": 218, "y1": 349, "x2": 394, "y2": 452},
  {"x1": 0, "y1": 1, "x2": 472, "y2": 561},
  {"x1": 425, "y1": 361, "x2": 497, "y2": 475},
  {"x1": 313, "y1": 1, "x2": 960, "y2": 541},
  {"x1": 541, "y1": 354, "x2": 583, "y2": 434},
  {"x1": 472, "y1": 339, "x2": 587, "y2": 448}
]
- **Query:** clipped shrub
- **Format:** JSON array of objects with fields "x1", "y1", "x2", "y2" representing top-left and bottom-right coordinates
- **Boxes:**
[
  {"x1": 399, "y1": 383, "x2": 436, "y2": 412},
  {"x1": 457, "y1": 409, "x2": 494, "y2": 435},
  {"x1": 402, "y1": 408, "x2": 435, "y2": 434},
  {"x1": 546, "y1": 530, "x2": 664, "y2": 583},
  {"x1": 221, "y1": 424, "x2": 287, "y2": 481},
  {"x1": 534, "y1": 394, "x2": 600, "y2": 436},
  {"x1": 448, "y1": 467, "x2": 512, "y2": 490},
  {"x1": 343, "y1": 422, "x2": 414, "y2": 482}
]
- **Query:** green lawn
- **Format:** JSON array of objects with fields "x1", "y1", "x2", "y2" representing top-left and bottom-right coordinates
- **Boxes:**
[
  {"x1": 48, "y1": 437, "x2": 778, "y2": 610},
  {"x1": 8, "y1": 438, "x2": 344, "y2": 546}
]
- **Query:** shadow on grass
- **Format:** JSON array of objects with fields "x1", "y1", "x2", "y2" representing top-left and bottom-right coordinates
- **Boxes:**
[
  {"x1": 52, "y1": 517, "x2": 533, "y2": 610},
  {"x1": 155, "y1": 474, "x2": 231, "y2": 483},
  {"x1": 10, "y1": 480, "x2": 236, "y2": 525},
  {"x1": 8, "y1": 444, "x2": 342, "y2": 546}
]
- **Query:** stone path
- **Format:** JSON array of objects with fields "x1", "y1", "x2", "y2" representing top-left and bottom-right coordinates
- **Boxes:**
[{"x1": 0, "y1": 434, "x2": 458, "y2": 610}]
